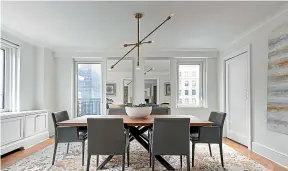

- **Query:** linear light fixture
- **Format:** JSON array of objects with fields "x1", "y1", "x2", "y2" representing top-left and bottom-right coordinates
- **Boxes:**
[
  {"x1": 109, "y1": 13, "x2": 174, "y2": 71},
  {"x1": 144, "y1": 68, "x2": 154, "y2": 75},
  {"x1": 125, "y1": 67, "x2": 154, "y2": 85}
]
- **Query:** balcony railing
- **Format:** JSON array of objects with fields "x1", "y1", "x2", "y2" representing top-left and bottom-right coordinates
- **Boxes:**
[{"x1": 77, "y1": 98, "x2": 101, "y2": 116}]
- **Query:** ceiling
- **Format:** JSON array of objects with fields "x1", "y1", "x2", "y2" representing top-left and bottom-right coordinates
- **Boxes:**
[
  {"x1": 2, "y1": 1, "x2": 287, "y2": 55},
  {"x1": 107, "y1": 59, "x2": 170, "y2": 72}
]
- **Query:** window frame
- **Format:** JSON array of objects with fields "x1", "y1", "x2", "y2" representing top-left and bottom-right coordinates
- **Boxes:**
[
  {"x1": 0, "y1": 49, "x2": 5, "y2": 110},
  {"x1": 0, "y1": 39, "x2": 19, "y2": 113},
  {"x1": 176, "y1": 60, "x2": 206, "y2": 108}
]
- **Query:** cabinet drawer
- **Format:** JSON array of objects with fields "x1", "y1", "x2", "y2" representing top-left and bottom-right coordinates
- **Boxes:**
[{"x1": 1, "y1": 116, "x2": 24, "y2": 146}]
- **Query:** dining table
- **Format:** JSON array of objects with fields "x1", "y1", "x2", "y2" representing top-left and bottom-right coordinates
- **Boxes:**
[{"x1": 57, "y1": 114, "x2": 213, "y2": 170}]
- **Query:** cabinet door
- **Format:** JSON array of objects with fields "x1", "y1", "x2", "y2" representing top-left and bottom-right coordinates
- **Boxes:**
[
  {"x1": 25, "y1": 115, "x2": 36, "y2": 137},
  {"x1": 35, "y1": 114, "x2": 47, "y2": 133},
  {"x1": 1, "y1": 116, "x2": 24, "y2": 146}
]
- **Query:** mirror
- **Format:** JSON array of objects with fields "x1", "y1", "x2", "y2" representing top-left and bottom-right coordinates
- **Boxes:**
[
  {"x1": 144, "y1": 59, "x2": 170, "y2": 106},
  {"x1": 106, "y1": 59, "x2": 133, "y2": 105}
]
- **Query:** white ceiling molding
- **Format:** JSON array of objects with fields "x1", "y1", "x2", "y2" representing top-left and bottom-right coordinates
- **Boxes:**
[{"x1": 54, "y1": 49, "x2": 218, "y2": 58}]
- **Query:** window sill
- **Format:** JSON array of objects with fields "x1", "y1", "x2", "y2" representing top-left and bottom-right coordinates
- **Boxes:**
[{"x1": 176, "y1": 106, "x2": 208, "y2": 109}]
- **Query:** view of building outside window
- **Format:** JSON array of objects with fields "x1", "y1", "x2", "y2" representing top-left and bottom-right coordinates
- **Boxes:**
[
  {"x1": 0, "y1": 49, "x2": 4, "y2": 109},
  {"x1": 178, "y1": 64, "x2": 200, "y2": 106},
  {"x1": 77, "y1": 64, "x2": 101, "y2": 116}
]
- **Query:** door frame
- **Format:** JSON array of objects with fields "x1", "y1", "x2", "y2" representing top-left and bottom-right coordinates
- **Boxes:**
[
  {"x1": 73, "y1": 58, "x2": 107, "y2": 117},
  {"x1": 221, "y1": 45, "x2": 251, "y2": 150}
]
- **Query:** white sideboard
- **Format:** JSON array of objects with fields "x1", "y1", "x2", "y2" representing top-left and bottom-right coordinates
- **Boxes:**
[{"x1": 1, "y1": 110, "x2": 49, "y2": 155}]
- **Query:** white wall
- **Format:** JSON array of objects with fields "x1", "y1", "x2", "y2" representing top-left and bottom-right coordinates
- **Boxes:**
[
  {"x1": 170, "y1": 58, "x2": 219, "y2": 120},
  {"x1": 35, "y1": 47, "x2": 56, "y2": 135},
  {"x1": 55, "y1": 58, "x2": 74, "y2": 118},
  {"x1": 1, "y1": 31, "x2": 36, "y2": 111},
  {"x1": 218, "y1": 7, "x2": 288, "y2": 168}
]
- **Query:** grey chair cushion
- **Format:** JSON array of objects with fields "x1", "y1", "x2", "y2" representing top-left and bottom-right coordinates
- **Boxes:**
[
  {"x1": 87, "y1": 118, "x2": 126, "y2": 155},
  {"x1": 152, "y1": 118, "x2": 190, "y2": 155},
  {"x1": 108, "y1": 108, "x2": 127, "y2": 115},
  {"x1": 151, "y1": 107, "x2": 170, "y2": 115}
]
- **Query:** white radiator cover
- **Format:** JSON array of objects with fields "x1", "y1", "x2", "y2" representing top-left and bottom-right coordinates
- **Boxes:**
[{"x1": 1, "y1": 110, "x2": 49, "y2": 155}]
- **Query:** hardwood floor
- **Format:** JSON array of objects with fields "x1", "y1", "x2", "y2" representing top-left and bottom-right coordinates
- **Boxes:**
[{"x1": 1, "y1": 137, "x2": 287, "y2": 170}]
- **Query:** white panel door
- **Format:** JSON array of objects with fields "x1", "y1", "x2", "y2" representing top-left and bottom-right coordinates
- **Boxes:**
[{"x1": 225, "y1": 52, "x2": 249, "y2": 146}]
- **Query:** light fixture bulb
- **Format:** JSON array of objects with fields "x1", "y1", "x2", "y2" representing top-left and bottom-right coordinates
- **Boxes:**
[
  {"x1": 170, "y1": 13, "x2": 175, "y2": 17},
  {"x1": 136, "y1": 66, "x2": 140, "y2": 71},
  {"x1": 151, "y1": 40, "x2": 155, "y2": 43},
  {"x1": 108, "y1": 68, "x2": 112, "y2": 71}
]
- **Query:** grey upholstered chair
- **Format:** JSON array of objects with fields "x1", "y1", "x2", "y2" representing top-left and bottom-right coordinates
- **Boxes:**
[
  {"x1": 190, "y1": 112, "x2": 226, "y2": 167},
  {"x1": 51, "y1": 111, "x2": 87, "y2": 166},
  {"x1": 108, "y1": 108, "x2": 127, "y2": 115},
  {"x1": 149, "y1": 118, "x2": 190, "y2": 171},
  {"x1": 151, "y1": 107, "x2": 170, "y2": 115},
  {"x1": 86, "y1": 118, "x2": 129, "y2": 171}
]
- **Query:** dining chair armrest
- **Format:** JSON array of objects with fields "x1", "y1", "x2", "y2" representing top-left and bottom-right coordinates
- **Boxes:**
[
  {"x1": 198, "y1": 126, "x2": 221, "y2": 143},
  {"x1": 56, "y1": 126, "x2": 80, "y2": 142}
]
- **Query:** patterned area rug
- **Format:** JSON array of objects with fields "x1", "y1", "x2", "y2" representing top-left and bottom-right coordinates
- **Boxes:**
[{"x1": 3, "y1": 141, "x2": 270, "y2": 171}]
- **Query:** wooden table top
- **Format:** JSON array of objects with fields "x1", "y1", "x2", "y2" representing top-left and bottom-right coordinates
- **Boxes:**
[{"x1": 57, "y1": 115, "x2": 213, "y2": 127}]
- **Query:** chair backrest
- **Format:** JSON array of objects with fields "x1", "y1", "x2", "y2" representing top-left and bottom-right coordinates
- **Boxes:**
[
  {"x1": 87, "y1": 118, "x2": 125, "y2": 155},
  {"x1": 108, "y1": 108, "x2": 127, "y2": 115},
  {"x1": 209, "y1": 112, "x2": 226, "y2": 128},
  {"x1": 152, "y1": 118, "x2": 190, "y2": 155},
  {"x1": 151, "y1": 107, "x2": 170, "y2": 115},
  {"x1": 51, "y1": 111, "x2": 70, "y2": 129}
]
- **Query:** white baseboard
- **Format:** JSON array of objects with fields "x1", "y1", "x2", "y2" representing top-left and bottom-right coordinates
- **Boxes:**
[
  {"x1": 24, "y1": 131, "x2": 49, "y2": 149},
  {"x1": 1, "y1": 138, "x2": 26, "y2": 155},
  {"x1": 252, "y1": 142, "x2": 288, "y2": 169}
]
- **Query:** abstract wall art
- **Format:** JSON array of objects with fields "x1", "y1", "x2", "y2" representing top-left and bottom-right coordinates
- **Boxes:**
[{"x1": 267, "y1": 23, "x2": 288, "y2": 135}]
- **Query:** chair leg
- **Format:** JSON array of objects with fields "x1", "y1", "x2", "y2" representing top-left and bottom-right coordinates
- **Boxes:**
[
  {"x1": 52, "y1": 140, "x2": 58, "y2": 165},
  {"x1": 180, "y1": 155, "x2": 182, "y2": 168},
  {"x1": 86, "y1": 153, "x2": 91, "y2": 171},
  {"x1": 82, "y1": 141, "x2": 85, "y2": 166},
  {"x1": 151, "y1": 154, "x2": 155, "y2": 171},
  {"x1": 122, "y1": 154, "x2": 125, "y2": 171},
  {"x1": 149, "y1": 149, "x2": 151, "y2": 167},
  {"x1": 187, "y1": 154, "x2": 190, "y2": 171},
  {"x1": 208, "y1": 143, "x2": 212, "y2": 157},
  {"x1": 192, "y1": 142, "x2": 195, "y2": 167},
  {"x1": 96, "y1": 155, "x2": 99, "y2": 167},
  {"x1": 219, "y1": 142, "x2": 224, "y2": 168},
  {"x1": 66, "y1": 143, "x2": 70, "y2": 154},
  {"x1": 127, "y1": 143, "x2": 130, "y2": 167}
]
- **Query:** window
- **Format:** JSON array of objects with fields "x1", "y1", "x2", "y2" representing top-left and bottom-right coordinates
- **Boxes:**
[
  {"x1": 1, "y1": 39, "x2": 20, "y2": 112},
  {"x1": 185, "y1": 81, "x2": 189, "y2": 86},
  {"x1": 0, "y1": 49, "x2": 5, "y2": 109},
  {"x1": 185, "y1": 89, "x2": 189, "y2": 95},
  {"x1": 185, "y1": 98, "x2": 189, "y2": 104},
  {"x1": 177, "y1": 61, "x2": 205, "y2": 107},
  {"x1": 192, "y1": 89, "x2": 196, "y2": 95}
]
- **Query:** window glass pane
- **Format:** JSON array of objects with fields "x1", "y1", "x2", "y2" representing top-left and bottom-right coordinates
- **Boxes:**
[
  {"x1": 0, "y1": 49, "x2": 4, "y2": 109},
  {"x1": 77, "y1": 63, "x2": 102, "y2": 116},
  {"x1": 178, "y1": 64, "x2": 201, "y2": 107}
]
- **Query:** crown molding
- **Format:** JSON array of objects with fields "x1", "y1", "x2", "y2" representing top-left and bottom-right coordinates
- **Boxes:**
[
  {"x1": 1, "y1": 25, "x2": 53, "y2": 50},
  {"x1": 219, "y1": 3, "x2": 288, "y2": 51}
]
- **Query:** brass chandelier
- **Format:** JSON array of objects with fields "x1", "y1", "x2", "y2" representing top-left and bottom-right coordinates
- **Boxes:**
[{"x1": 109, "y1": 12, "x2": 174, "y2": 71}]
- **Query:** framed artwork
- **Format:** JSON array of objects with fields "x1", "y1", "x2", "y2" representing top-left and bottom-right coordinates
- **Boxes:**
[
  {"x1": 164, "y1": 82, "x2": 171, "y2": 96},
  {"x1": 106, "y1": 83, "x2": 116, "y2": 96},
  {"x1": 267, "y1": 23, "x2": 288, "y2": 135}
]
